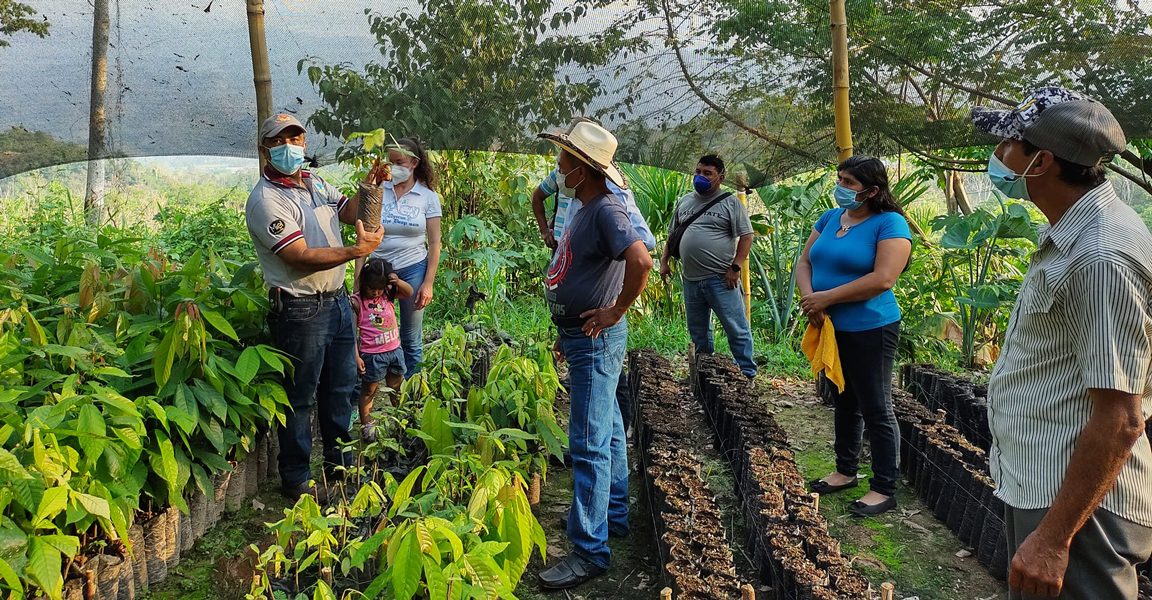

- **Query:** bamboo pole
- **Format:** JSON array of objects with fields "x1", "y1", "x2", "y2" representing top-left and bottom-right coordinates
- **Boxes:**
[
  {"x1": 84, "y1": 0, "x2": 110, "y2": 226},
  {"x1": 246, "y1": 0, "x2": 274, "y2": 172},
  {"x1": 737, "y1": 188, "x2": 752, "y2": 323},
  {"x1": 830, "y1": 0, "x2": 853, "y2": 162}
]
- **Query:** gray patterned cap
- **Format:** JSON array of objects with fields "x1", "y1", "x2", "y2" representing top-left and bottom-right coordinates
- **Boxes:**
[{"x1": 971, "y1": 87, "x2": 1127, "y2": 166}]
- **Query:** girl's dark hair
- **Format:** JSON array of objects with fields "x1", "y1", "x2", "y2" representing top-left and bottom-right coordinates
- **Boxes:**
[
  {"x1": 837, "y1": 155, "x2": 903, "y2": 216},
  {"x1": 396, "y1": 137, "x2": 438, "y2": 191},
  {"x1": 359, "y1": 258, "x2": 397, "y2": 301}
]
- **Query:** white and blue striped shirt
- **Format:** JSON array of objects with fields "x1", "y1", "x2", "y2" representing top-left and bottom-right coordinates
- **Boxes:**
[{"x1": 988, "y1": 181, "x2": 1152, "y2": 527}]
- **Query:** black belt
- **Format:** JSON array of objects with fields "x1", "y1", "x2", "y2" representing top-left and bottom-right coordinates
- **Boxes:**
[
  {"x1": 291, "y1": 287, "x2": 346, "y2": 299},
  {"x1": 552, "y1": 315, "x2": 588, "y2": 328}
]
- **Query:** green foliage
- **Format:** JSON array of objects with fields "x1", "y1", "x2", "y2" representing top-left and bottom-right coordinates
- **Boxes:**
[
  {"x1": 299, "y1": 0, "x2": 646, "y2": 154},
  {"x1": 0, "y1": 223, "x2": 290, "y2": 599},
  {"x1": 0, "y1": 1, "x2": 49, "y2": 48},
  {"x1": 929, "y1": 200, "x2": 1036, "y2": 368},
  {"x1": 249, "y1": 330, "x2": 551, "y2": 600},
  {"x1": 154, "y1": 196, "x2": 255, "y2": 263},
  {"x1": 0, "y1": 128, "x2": 85, "y2": 180}
]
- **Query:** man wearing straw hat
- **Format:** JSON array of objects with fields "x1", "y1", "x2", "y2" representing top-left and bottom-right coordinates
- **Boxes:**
[
  {"x1": 972, "y1": 88, "x2": 1152, "y2": 599},
  {"x1": 537, "y1": 121, "x2": 653, "y2": 589},
  {"x1": 245, "y1": 113, "x2": 387, "y2": 502}
]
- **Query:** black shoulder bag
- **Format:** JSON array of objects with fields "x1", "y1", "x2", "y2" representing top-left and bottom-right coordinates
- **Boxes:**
[{"x1": 665, "y1": 192, "x2": 732, "y2": 259}]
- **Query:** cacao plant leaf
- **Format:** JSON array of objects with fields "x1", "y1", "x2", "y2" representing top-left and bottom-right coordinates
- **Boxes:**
[
  {"x1": 153, "y1": 326, "x2": 178, "y2": 388},
  {"x1": 32, "y1": 487, "x2": 69, "y2": 529},
  {"x1": 201, "y1": 309, "x2": 239, "y2": 341},
  {"x1": 20, "y1": 307, "x2": 46, "y2": 347},
  {"x1": 0, "y1": 449, "x2": 32, "y2": 481},
  {"x1": 235, "y1": 347, "x2": 260, "y2": 385},
  {"x1": 24, "y1": 537, "x2": 63, "y2": 600},
  {"x1": 70, "y1": 491, "x2": 111, "y2": 521},
  {"x1": 392, "y1": 531, "x2": 422, "y2": 600}
]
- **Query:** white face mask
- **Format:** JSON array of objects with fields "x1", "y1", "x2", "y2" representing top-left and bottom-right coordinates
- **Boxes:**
[
  {"x1": 391, "y1": 165, "x2": 412, "y2": 184},
  {"x1": 556, "y1": 164, "x2": 584, "y2": 198}
]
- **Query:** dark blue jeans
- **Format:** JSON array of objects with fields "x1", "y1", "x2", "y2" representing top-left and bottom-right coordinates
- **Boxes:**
[
  {"x1": 832, "y1": 321, "x2": 901, "y2": 496},
  {"x1": 394, "y1": 258, "x2": 428, "y2": 379},
  {"x1": 560, "y1": 319, "x2": 629, "y2": 570},
  {"x1": 682, "y1": 275, "x2": 757, "y2": 377},
  {"x1": 269, "y1": 293, "x2": 358, "y2": 488}
]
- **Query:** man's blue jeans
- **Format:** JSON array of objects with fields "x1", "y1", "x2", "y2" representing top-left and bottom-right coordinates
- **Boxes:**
[
  {"x1": 559, "y1": 319, "x2": 629, "y2": 570},
  {"x1": 395, "y1": 258, "x2": 427, "y2": 379},
  {"x1": 269, "y1": 293, "x2": 358, "y2": 488},
  {"x1": 682, "y1": 275, "x2": 757, "y2": 376}
]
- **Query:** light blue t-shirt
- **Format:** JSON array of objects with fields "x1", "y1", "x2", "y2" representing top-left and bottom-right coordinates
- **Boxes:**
[
  {"x1": 809, "y1": 208, "x2": 911, "y2": 332},
  {"x1": 539, "y1": 170, "x2": 657, "y2": 251}
]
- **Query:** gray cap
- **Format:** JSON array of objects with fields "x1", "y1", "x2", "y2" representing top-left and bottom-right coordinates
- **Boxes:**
[
  {"x1": 258, "y1": 113, "x2": 306, "y2": 143},
  {"x1": 971, "y1": 87, "x2": 1127, "y2": 166}
]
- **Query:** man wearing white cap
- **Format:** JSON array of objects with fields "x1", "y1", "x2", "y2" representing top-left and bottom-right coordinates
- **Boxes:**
[
  {"x1": 974, "y1": 88, "x2": 1152, "y2": 599},
  {"x1": 245, "y1": 113, "x2": 387, "y2": 501},
  {"x1": 537, "y1": 121, "x2": 653, "y2": 589}
]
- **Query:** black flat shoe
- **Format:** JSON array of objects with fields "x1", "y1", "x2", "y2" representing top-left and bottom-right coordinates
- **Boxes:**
[
  {"x1": 539, "y1": 553, "x2": 606, "y2": 590},
  {"x1": 847, "y1": 496, "x2": 897, "y2": 517},
  {"x1": 560, "y1": 510, "x2": 628, "y2": 538},
  {"x1": 809, "y1": 477, "x2": 858, "y2": 495},
  {"x1": 282, "y1": 481, "x2": 328, "y2": 504}
]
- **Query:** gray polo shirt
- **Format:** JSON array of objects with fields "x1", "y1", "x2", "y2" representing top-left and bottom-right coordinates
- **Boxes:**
[
  {"x1": 987, "y1": 181, "x2": 1152, "y2": 527},
  {"x1": 245, "y1": 169, "x2": 348, "y2": 296},
  {"x1": 669, "y1": 189, "x2": 754, "y2": 281}
]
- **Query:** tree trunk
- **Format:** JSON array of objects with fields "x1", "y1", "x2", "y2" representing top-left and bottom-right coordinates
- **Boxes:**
[
  {"x1": 944, "y1": 170, "x2": 957, "y2": 214},
  {"x1": 952, "y1": 171, "x2": 974, "y2": 214},
  {"x1": 84, "y1": 0, "x2": 110, "y2": 226}
]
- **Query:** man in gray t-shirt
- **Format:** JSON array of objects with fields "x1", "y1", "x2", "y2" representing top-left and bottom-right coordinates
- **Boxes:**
[{"x1": 659, "y1": 154, "x2": 757, "y2": 377}]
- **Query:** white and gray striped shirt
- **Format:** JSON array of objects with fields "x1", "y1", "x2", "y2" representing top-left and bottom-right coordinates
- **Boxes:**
[{"x1": 988, "y1": 181, "x2": 1152, "y2": 527}]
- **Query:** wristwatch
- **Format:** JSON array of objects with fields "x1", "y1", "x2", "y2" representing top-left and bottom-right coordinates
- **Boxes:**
[{"x1": 729, "y1": 263, "x2": 741, "y2": 273}]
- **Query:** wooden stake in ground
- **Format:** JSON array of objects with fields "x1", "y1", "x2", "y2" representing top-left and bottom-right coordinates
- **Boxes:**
[
  {"x1": 829, "y1": 0, "x2": 854, "y2": 162},
  {"x1": 741, "y1": 583, "x2": 756, "y2": 600},
  {"x1": 660, "y1": 588, "x2": 673, "y2": 600},
  {"x1": 881, "y1": 582, "x2": 896, "y2": 600},
  {"x1": 84, "y1": 0, "x2": 110, "y2": 226}
]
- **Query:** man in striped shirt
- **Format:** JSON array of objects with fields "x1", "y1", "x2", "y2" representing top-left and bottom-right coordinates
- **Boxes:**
[{"x1": 974, "y1": 88, "x2": 1152, "y2": 599}]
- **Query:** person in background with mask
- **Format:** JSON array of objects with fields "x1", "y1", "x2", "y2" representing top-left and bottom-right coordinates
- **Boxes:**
[
  {"x1": 354, "y1": 137, "x2": 441, "y2": 379},
  {"x1": 245, "y1": 113, "x2": 386, "y2": 501},
  {"x1": 796, "y1": 154, "x2": 912, "y2": 517},
  {"x1": 659, "y1": 155, "x2": 757, "y2": 379},
  {"x1": 537, "y1": 121, "x2": 652, "y2": 590},
  {"x1": 972, "y1": 87, "x2": 1152, "y2": 600},
  {"x1": 531, "y1": 117, "x2": 656, "y2": 437}
]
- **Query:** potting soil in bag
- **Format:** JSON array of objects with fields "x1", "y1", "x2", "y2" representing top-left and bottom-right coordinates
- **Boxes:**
[
  {"x1": 143, "y1": 515, "x2": 168, "y2": 583},
  {"x1": 129, "y1": 523, "x2": 148, "y2": 592},
  {"x1": 357, "y1": 180, "x2": 383, "y2": 231}
]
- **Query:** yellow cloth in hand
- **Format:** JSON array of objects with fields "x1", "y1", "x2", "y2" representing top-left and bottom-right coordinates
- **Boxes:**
[{"x1": 801, "y1": 319, "x2": 844, "y2": 393}]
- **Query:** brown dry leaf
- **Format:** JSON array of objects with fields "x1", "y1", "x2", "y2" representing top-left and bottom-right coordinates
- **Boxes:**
[
  {"x1": 546, "y1": 544, "x2": 565, "y2": 559},
  {"x1": 943, "y1": 319, "x2": 964, "y2": 345},
  {"x1": 903, "y1": 519, "x2": 931, "y2": 534}
]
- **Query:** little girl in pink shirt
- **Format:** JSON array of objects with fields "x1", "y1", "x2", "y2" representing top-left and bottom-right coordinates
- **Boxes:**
[{"x1": 351, "y1": 258, "x2": 412, "y2": 441}]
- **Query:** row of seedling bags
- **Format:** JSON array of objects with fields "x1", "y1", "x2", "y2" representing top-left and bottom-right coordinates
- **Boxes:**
[
  {"x1": 694, "y1": 355, "x2": 876, "y2": 600},
  {"x1": 630, "y1": 350, "x2": 748, "y2": 600},
  {"x1": 63, "y1": 432, "x2": 280, "y2": 600}
]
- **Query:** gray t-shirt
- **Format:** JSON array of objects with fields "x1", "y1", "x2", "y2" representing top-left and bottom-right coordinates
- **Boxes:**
[
  {"x1": 669, "y1": 190, "x2": 753, "y2": 281},
  {"x1": 245, "y1": 169, "x2": 348, "y2": 296},
  {"x1": 545, "y1": 193, "x2": 642, "y2": 325}
]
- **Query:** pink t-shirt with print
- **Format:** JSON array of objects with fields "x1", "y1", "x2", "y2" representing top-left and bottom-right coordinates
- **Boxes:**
[{"x1": 352, "y1": 293, "x2": 401, "y2": 354}]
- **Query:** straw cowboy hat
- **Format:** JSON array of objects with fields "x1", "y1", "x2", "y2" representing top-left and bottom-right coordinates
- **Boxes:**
[{"x1": 538, "y1": 120, "x2": 628, "y2": 188}]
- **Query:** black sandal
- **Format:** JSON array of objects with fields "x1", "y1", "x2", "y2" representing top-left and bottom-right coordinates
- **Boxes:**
[
  {"x1": 847, "y1": 496, "x2": 897, "y2": 517},
  {"x1": 809, "y1": 477, "x2": 858, "y2": 495}
]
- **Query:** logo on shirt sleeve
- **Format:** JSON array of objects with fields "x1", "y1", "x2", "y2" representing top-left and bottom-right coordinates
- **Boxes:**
[{"x1": 268, "y1": 219, "x2": 286, "y2": 236}]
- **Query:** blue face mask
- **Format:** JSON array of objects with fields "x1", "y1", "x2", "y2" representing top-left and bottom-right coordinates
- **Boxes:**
[
  {"x1": 987, "y1": 152, "x2": 1039, "y2": 201},
  {"x1": 833, "y1": 184, "x2": 864, "y2": 210},
  {"x1": 693, "y1": 174, "x2": 714, "y2": 195},
  {"x1": 267, "y1": 143, "x2": 305, "y2": 175}
]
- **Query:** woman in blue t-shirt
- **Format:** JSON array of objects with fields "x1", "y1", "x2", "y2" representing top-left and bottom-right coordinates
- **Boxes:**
[{"x1": 796, "y1": 155, "x2": 913, "y2": 517}]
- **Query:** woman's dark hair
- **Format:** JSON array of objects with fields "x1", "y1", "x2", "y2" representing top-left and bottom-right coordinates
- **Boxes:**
[
  {"x1": 1021, "y1": 140, "x2": 1107, "y2": 189},
  {"x1": 837, "y1": 155, "x2": 903, "y2": 216},
  {"x1": 359, "y1": 258, "x2": 397, "y2": 301},
  {"x1": 395, "y1": 137, "x2": 438, "y2": 191}
]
